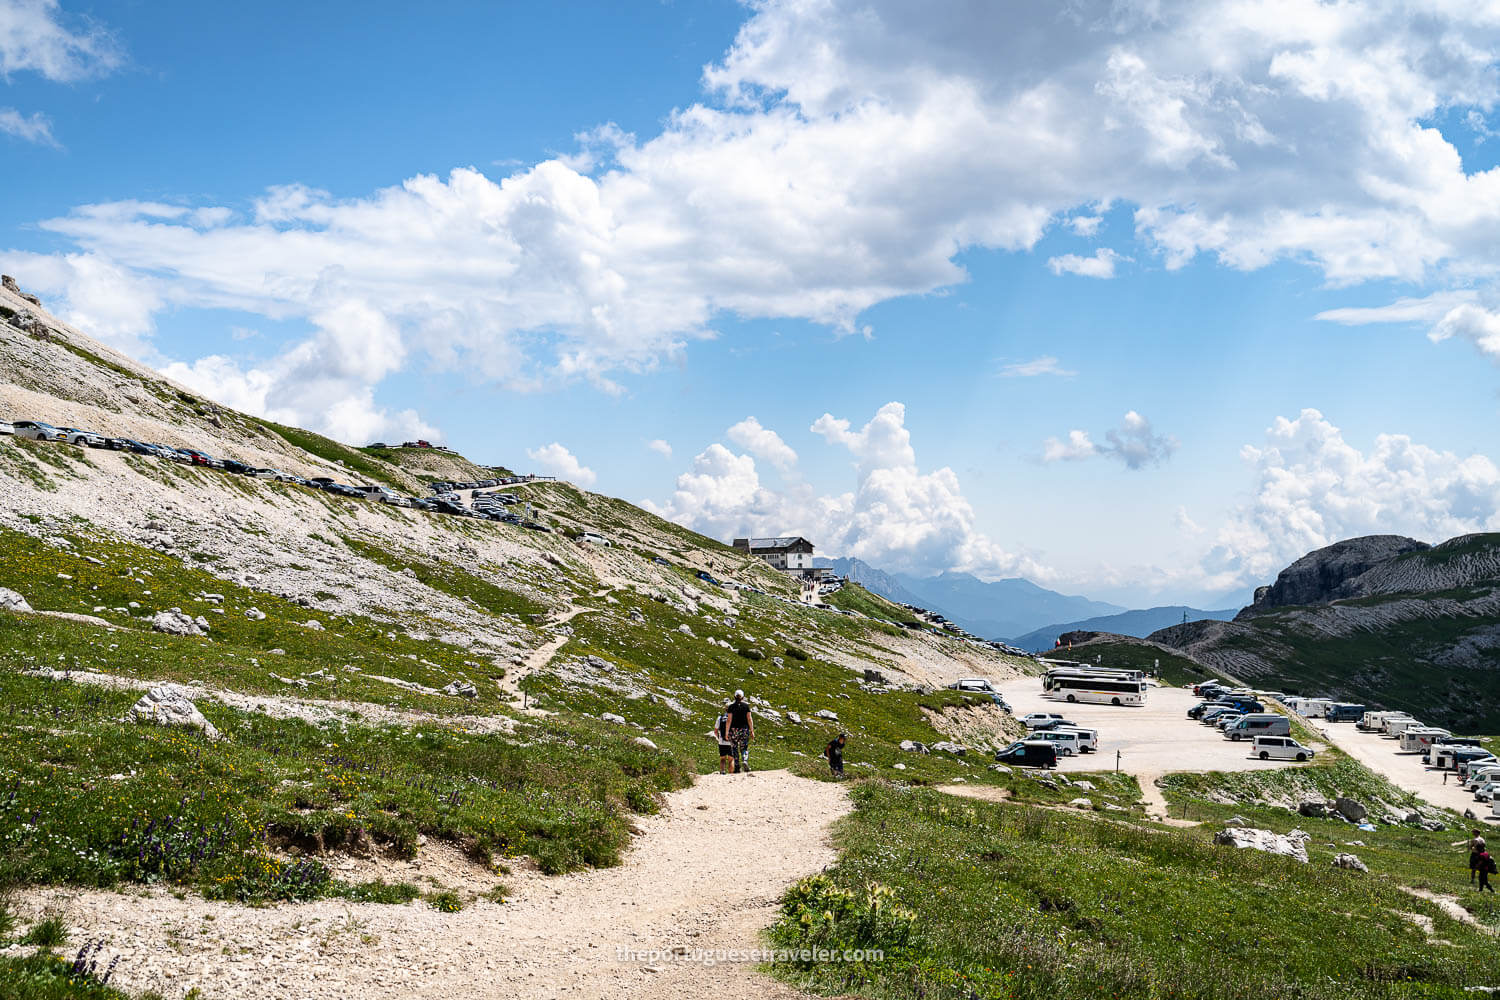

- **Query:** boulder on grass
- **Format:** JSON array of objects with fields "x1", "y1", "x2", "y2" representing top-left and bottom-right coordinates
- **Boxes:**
[
  {"x1": 1213, "y1": 826, "x2": 1310, "y2": 863},
  {"x1": 442, "y1": 680, "x2": 478, "y2": 699},
  {"x1": 1331, "y1": 853, "x2": 1368, "y2": 872},
  {"x1": 125, "y1": 686, "x2": 220, "y2": 740},
  {"x1": 151, "y1": 610, "x2": 203, "y2": 637},
  {"x1": 1297, "y1": 801, "x2": 1327, "y2": 819},
  {"x1": 0, "y1": 588, "x2": 32, "y2": 613},
  {"x1": 1334, "y1": 797, "x2": 1368, "y2": 823}
]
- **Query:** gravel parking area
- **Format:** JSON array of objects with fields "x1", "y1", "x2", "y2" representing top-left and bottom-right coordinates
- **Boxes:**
[
  {"x1": 999, "y1": 680, "x2": 1318, "y2": 816},
  {"x1": 1304, "y1": 717, "x2": 1493, "y2": 818}
]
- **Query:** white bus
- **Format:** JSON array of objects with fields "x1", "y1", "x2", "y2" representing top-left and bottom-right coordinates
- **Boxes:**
[
  {"x1": 1045, "y1": 674, "x2": 1147, "y2": 707},
  {"x1": 1043, "y1": 666, "x2": 1145, "y2": 690}
]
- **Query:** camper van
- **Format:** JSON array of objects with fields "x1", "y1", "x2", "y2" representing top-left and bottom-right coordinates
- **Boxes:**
[
  {"x1": 1358, "y1": 711, "x2": 1407, "y2": 732},
  {"x1": 1325, "y1": 703, "x2": 1367, "y2": 723},
  {"x1": 1399, "y1": 727, "x2": 1451, "y2": 753},
  {"x1": 1428, "y1": 739, "x2": 1485, "y2": 766},
  {"x1": 1225, "y1": 714, "x2": 1292, "y2": 741},
  {"x1": 1382, "y1": 716, "x2": 1420, "y2": 737},
  {"x1": 1295, "y1": 699, "x2": 1332, "y2": 718}
]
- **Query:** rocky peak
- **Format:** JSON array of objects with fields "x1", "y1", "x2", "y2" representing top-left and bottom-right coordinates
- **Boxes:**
[{"x1": 1237, "y1": 535, "x2": 1429, "y2": 619}]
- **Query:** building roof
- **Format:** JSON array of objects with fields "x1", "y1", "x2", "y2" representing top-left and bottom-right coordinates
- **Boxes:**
[{"x1": 739, "y1": 536, "x2": 814, "y2": 551}]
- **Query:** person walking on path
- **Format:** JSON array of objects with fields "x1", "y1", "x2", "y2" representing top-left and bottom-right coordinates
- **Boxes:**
[
  {"x1": 712, "y1": 703, "x2": 735, "y2": 774},
  {"x1": 726, "y1": 690, "x2": 754, "y2": 776},
  {"x1": 1480, "y1": 850, "x2": 1497, "y2": 894},
  {"x1": 824, "y1": 732, "x2": 847, "y2": 779}
]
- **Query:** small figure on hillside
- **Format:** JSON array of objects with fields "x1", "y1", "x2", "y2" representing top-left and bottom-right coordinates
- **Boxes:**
[
  {"x1": 712, "y1": 702, "x2": 735, "y2": 774},
  {"x1": 824, "y1": 732, "x2": 847, "y2": 779},
  {"x1": 726, "y1": 689, "x2": 754, "y2": 776},
  {"x1": 1480, "y1": 850, "x2": 1497, "y2": 894}
]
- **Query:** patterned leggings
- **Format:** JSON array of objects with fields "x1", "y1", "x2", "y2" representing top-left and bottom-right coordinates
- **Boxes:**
[{"x1": 729, "y1": 728, "x2": 751, "y2": 772}]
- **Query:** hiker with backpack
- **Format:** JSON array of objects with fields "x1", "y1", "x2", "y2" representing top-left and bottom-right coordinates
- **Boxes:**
[
  {"x1": 1481, "y1": 849, "x2": 1497, "y2": 894},
  {"x1": 1467, "y1": 830, "x2": 1487, "y2": 885},
  {"x1": 726, "y1": 689, "x2": 754, "y2": 776},
  {"x1": 824, "y1": 732, "x2": 847, "y2": 779}
]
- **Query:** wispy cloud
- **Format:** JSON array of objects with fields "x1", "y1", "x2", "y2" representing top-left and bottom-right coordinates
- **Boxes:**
[
  {"x1": 998, "y1": 355, "x2": 1076, "y2": 378},
  {"x1": 647, "y1": 438, "x2": 672, "y2": 458},
  {"x1": 0, "y1": 106, "x2": 56, "y2": 146},
  {"x1": 1042, "y1": 411, "x2": 1178, "y2": 470}
]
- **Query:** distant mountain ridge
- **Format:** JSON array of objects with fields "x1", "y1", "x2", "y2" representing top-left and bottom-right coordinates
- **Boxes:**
[
  {"x1": 815, "y1": 557, "x2": 1123, "y2": 639},
  {"x1": 1010, "y1": 605, "x2": 1238, "y2": 652}
]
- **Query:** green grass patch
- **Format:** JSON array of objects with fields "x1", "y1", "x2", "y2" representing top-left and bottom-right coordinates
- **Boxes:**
[
  {"x1": 252, "y1": 419, "x2": 408, "y2": 490},
  {"x1": 341, "y1": 534, "x2": 551, "y2": 621},
  {"x1": 768, "y1": 781, "x2": 1495, "y2": 1000}
]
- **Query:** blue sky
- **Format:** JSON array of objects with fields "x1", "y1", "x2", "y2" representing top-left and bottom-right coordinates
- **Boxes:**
[{"x1": 5, "y1": 0, "x2": 1500, "y2": 608}]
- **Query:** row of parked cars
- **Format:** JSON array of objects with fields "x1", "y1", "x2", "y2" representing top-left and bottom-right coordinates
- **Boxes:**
[
  {"x1": 991, "y1": 712, "x2": 1104, "y2": 768},
  {"x1": 0, "y1": 417, "x2": 557, "y2": 531},
  {"x1": 1188, "y1": 681, "x2": 1315, "y2": 761}
]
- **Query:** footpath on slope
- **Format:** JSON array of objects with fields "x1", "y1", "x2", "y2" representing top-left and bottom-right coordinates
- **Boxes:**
[{"x1": 16, "y1": 770, "x2": 849, "y2": 1000}]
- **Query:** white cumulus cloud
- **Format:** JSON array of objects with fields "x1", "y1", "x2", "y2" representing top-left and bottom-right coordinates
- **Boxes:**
[
  {"x1": 726, "y1": 416, "x2": 798, "y2": 472},
  {"x1": 647, "y1": 438, "x2": 673, "y2": 458},
  {"x1": 1200, "y1": 408, "x2": 1500, "y2": 591},
  {"x1": 1047, "y1": 248, "x2": 1122, "y2": 278},
  {"x1": 526, "y1": 442, "x2": 597, "y2": 487},
  {"x1": 650, "y1": 402, "x2": 1048, "y2": 580}
]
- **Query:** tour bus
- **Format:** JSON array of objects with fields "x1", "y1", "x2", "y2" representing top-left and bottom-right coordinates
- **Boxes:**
[
  {"x1": 1043, "y1": 666, "x2": 1145, "y2": 690},
  {"x1": 1399, "y1": 727, "x2": 1451, "y2": 753},
  {"x1": 1045, "y1": 673, "x2": 1148, "y2": 707}
]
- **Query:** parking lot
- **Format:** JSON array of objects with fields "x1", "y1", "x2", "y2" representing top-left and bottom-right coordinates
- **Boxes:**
[
  {"x1": 998, "y1": 679, "x2": 1318, "y2": 814},
  {"x1": 1303, "y1": 716, "x2": 1491, "y2": 817}
]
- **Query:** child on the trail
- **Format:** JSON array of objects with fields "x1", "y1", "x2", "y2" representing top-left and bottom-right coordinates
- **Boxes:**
[
  {"x1": 824, "y1": 732, "x2": 847, "y2": 779},
  {"x1": 713, "y1": 703, "x2": 735, "y2": 774}
]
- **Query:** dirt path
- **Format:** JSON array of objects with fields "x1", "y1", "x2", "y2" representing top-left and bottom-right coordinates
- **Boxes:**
[
  {"x1": 15, "y1": 770, "x2": 848, "y2": 1000},
  {"x1": 1402, "y1": 886, "x2": 1492, "y2": 931},
  {"x1": 495, "y1": 605, "x2": 596, "y2": 712}
]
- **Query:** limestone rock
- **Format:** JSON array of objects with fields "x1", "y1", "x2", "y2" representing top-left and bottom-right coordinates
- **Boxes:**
[
  {"x1": 632, "y1": 737, "x2": 658, "y2": 751},
  {"x1": 815, "y1": 709, "x2": 838, "y2": 721},
  {"x1": 899, "y1": 740, "x2": 928, "y2": 754},
  {"x1": 1297, "y1": 801, "x2": 1328, "y2": 819},
  {"x1": 930, "y1": 741, "x2": 967, "y2": 755},
  {"x1": 151, "y1": 610, "x2": 203, "y2": 637},
  {"x1": 1334, "y1": 797, "x2": 1368, "y2": 822},
  {"x1": 302, "y1": 619, "x2": 325, "y2": 631},
  {"x1": 1072, "y1": 780, "x2": 1096, "y2": 792},
  {"x1": 1068, "y1": 797, "x2": 1093, "y2": 809},
  {"x1": 125, "y1": 686, "x2": 220, "y2": 739},
  {"x1": 442, "y1": 680, "x2": 478, "y2": 699},
  {"x1": 1331, "y1": 853, "x2": 1368, "y2": 872},
  {"x1": 601, "y1": 712, "x2": 626, "y2": 724},
  {"x1": 0, "y1": 588, "x2": 31, "y2": 613},
  {"x1": 786, "y1": 711, "x2": 802, "y2": 724},
  {"x1": 1213, "y1": 826, "x2": 1310, "y2": 863},
  {"x1": 245, "y1": 607, "x2": 266, "y2": 621}
]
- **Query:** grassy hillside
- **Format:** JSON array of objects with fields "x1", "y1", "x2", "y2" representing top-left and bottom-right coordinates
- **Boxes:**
[{"x1": 768, "y1": 781, "x2": 1493, "y2": 1000}]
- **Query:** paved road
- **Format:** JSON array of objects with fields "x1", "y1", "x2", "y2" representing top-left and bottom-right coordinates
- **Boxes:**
[
  {"x1": 999, "y1": 679, "x2": 1316, "y2": 818},
  {"x1": 1302, "y1": 715, "x2": 1496, "y2": 819}
]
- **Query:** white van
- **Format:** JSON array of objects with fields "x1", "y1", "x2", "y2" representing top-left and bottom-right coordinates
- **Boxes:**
[
  {"x1": 1033, "y1": 729, "x2": 1081, "y2": 756},
  {"x1": 1399, "y1": 727, "x2": 1450, "y2": 753},
  {"x1": 1381, "y1": 715, "x2": 1419, "y2": 737},
  {"x1": 1226, "y1": 714, "x2": 1291, "y2": 741},
  {"x1": 1253, "y1": 735, "x2": 1315, "y2": 762},
  {"x1": 1464, "y1": 765, "x2": 1500, "y2": 791},
  {"x1": 1056, "y1": 726, "x2": 1098, "y2": 753},
  {"x1": 1295, "y1": 699, "x2": 1332, "y2": 718}
]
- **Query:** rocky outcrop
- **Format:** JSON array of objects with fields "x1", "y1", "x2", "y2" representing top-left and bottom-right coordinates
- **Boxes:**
[
  {"x1": 124, "y1": 686, "x2": 220, "y2": 739},
  {"x1": 0, "y1": 587, "x2": 32, "y2": 613},
  {"x1": 151, "y1": 610, "x2": 204, "y2": 637},
  {"x1": 1238, "y1": 535, "x2": 1430, "y2": 618},
  {"x1": 1213, "y1": 826, "x2": 1310, "y2": 863}
]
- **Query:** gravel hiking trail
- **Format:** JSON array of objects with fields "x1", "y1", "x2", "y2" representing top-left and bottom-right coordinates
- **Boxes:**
[{"x1": 16, "y1": 769, "x2": 849, "y2": 1000}]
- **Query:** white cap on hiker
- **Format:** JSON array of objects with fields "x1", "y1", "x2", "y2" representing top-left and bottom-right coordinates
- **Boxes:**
[{"x1": 734, "y1": 689, "x2": 744, "y2": 698}]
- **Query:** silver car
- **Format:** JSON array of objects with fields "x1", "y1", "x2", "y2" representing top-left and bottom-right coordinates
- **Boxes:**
[
  {"x1": 56, "y1": 427, "x2": 105, "y2": 447},
  {"x1": 0, "y1": 419, "x2": 12, "y2": 435},
  {"x1": 11, "y1": 420, "x2": 62, "y2": 441}
]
